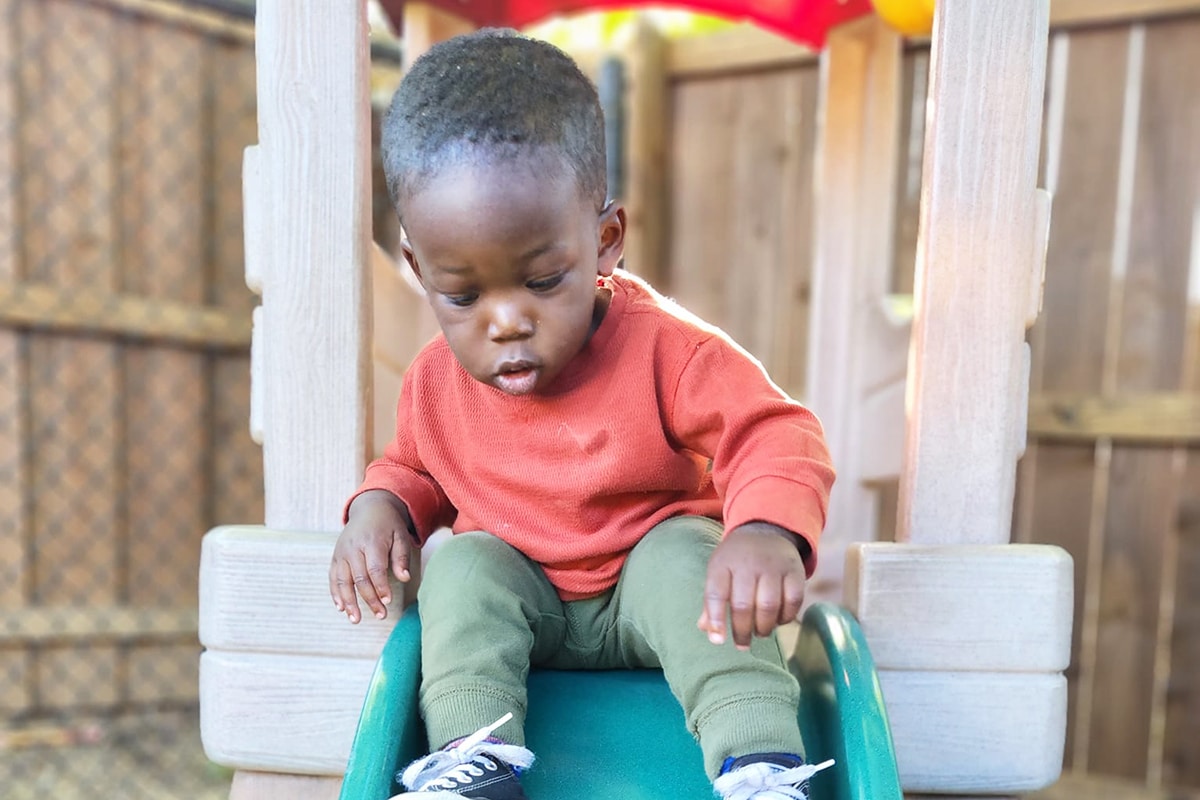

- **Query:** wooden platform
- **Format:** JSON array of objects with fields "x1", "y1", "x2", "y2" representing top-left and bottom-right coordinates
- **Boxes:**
[{"x1": 1025, "y1": 773, "x2": 1200, "y2": 800}]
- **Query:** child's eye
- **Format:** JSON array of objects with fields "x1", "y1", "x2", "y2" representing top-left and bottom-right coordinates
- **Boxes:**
[
  {"x1": 443, "y1": 292, "x2": 478, "y2": 307},
  {"x1": 526, "y1": 274, "x2": 564, "y2": 293}
]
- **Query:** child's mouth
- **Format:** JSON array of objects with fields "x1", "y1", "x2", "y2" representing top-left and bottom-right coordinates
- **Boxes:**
[{"x1": 494, "y1": 363, "x2": 540, "y2": 395}]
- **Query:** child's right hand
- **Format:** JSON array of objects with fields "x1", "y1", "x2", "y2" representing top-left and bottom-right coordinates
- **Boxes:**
[{"x1": 329, "y1": 490, "x2": 415, "y2": 623}]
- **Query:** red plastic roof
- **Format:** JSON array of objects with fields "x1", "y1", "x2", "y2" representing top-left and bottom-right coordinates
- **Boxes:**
[{"x1": 379, "y1": 0, "x2": 873, "y2": 48}]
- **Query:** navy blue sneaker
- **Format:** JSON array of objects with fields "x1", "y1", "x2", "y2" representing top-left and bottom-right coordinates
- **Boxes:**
[
  {"x1": 390, "y1": 714, "x2": 533, "y2": 800},
  {"x1": 713, "y1": 752, "x2": 835, "y2": 800}
]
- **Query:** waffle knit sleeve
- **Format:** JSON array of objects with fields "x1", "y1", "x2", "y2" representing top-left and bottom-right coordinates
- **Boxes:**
[
  {"x1": 342, "y1": 366, "x2": 455, "y2": 543},
  {"x1": 665, "y1": 332, "x2": 835, "y2": 576}
]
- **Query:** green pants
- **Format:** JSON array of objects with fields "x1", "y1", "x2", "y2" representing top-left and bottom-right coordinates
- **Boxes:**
[{"x1": 416, "y1": 515, "x2": 805, "y2": 778}]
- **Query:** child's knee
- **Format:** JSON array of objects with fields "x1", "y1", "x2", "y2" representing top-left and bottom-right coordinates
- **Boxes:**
[
  {"x1": 627, "y1": 516, "x2": 721, "y2": 575},
  {"x1": 419, "y1": 531, "x2": 524, "y2": 598}
]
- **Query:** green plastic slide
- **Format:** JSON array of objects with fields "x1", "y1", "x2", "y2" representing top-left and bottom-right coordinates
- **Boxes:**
[{"x1": 338, "y1": 602, "x2": 901, "y2": 800}]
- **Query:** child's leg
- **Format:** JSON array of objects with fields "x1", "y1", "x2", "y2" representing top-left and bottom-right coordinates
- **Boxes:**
[
  {"x1": 611, "y1": 516, "x2": 805, "y2": 779},
  {"x1": 416, "y1": 530, "x2": 566, "y2": 749}
]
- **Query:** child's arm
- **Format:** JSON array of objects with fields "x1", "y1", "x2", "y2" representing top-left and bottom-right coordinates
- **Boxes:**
[
  {"x1": 666, "y1": 333, "x2": 835, "y2": 647},
  {"x1": 329, "y1": 489, "x2": 416, "y2": 623},
  {"x1": 697, "y1": 521, "x2": 809, "y2": 650}
]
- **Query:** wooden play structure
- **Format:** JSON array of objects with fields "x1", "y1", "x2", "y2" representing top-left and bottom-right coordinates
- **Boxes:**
[{"x1": 198, "y1": 0, "x2": 1079, "y2": 797}]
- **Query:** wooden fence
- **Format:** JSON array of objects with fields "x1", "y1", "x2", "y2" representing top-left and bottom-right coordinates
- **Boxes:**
[
  {"x1": 0, "y1": 0, "x2": 261, "y2": 717},
  {"x1": 653, "y1": 4, "x2": 1200, "y2": 793}
]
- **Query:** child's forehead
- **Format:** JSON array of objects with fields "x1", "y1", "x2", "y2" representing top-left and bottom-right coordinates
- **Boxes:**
[{"x1": 403, "y1": 148, "x2": 587, "y2": 210}]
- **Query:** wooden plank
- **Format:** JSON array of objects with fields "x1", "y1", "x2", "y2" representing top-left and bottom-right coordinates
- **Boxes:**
[
  {"x1": 253, "y1": 0, "x2": 372, "y2": 532},
  {"x1": 667, "y1": 74, "x2": 739, "y2": 326},
  {"x1": 1089, "y1": 18, "x2": 1199, "y2": 782},
  {"x1": 0, "y1": 281, "x2": 251, "y2": 348},
  {"x1": 1028, "y1": 392, "x2": 1200, "y2": 442},
  {"x1": 805, "y1": 18, "x2": 903, "y2": 604},
  {"x1": 0, "y1": 606, "x2": 197, "y2": 644},
  {"x1": 116, "y1": 14, "x2": 210, "y2": 708},
  {"x1": 880, "y1": 670, "x2": 1067, "y2": 794},
  {"x1": 889, "y1": 47, "x2": 928, "y2": 297},
  {"x1": 229, "y1": 772, "x2": 342, "y2": 800},
  {"x1": 23, "y1": 0, "x2": 122, "y2": 712},
  {"x1": 401, "y1": 1, "x2": 474, "y2": 68},
  {"x1": 75, "y1": 0, "x2": 255, "y2": 42},
  {"x1": 1012, "y1": 24, "x2": 1130, "y2": 770},
  {"x1": 1162, "y1": 452, "x2": 1200, "y2": 787},
  {"x1": 897, "y1": 0, "x2": 1050, "y2": 545},
  {"x1": 210, "y1": 32, "x2": 264, "y2": 527},
  {"x1": 370, "y1": 243, "x2": 437, "y2": 459},
  {"x1": 0, "y1": 0, "x2": 29, "y2": 717},
  {"x1": 1051, "y1": 0, "x2": 1200, "y2": 28},
  {"x1": 1027, "y1": 772, "x2": 1200, "y2": 800},
  {"x1": 845, "y1": 543, "x2": 1074, "y2": 673},
  {"x1": 200, "y1": 649, "x2": 377, "y2": 774},
  {"x1": 199, "y1": 526, "x2": 397, "y2": 658},
  {"x1": 669, "y1": 67, "x2": 818, "y2": 400},
  {"x1": 621, "y1": 20, "x2": 668, "y2": 286},
  {"x1": 665, "y1": 23, "x2": 817, "y2": 78}
]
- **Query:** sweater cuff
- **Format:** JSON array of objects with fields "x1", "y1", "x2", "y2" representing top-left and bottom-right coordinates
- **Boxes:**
[
  {"x1": 342, "y1": 471, "x2": 443, "y2": 544},
  {"x1": 724, "y1": 477, "x2": 826, "y2": 577}
]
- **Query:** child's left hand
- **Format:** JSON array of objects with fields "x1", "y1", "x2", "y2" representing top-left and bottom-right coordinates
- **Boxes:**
[{"x1": 698, "y1": 522, "x2": 808, "y2": 650}]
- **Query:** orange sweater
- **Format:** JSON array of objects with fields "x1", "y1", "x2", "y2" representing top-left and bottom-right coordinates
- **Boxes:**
[{"x1": 351, "y1": 272, "x2": 835, "y2": 599}]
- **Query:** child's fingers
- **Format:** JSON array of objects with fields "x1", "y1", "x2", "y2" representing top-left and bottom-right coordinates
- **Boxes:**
[
  {"x1": 702, "y1": 568, "x2": 731, "y2": 644},
  {"x1": 754, "y1": 577, "x2": 783, "y2": 637},
  {"x1": 364, "y1": 553, "x2": 394, "y2": 619},
  {"x1": 780, "y1": 571, "x2": 806, "y2": 625},
  {"x1": 390, "y1": 533, "x2": 412, "y2": 583},
  {"x1": 727, "y1": 571, "x2": 758, "y2": 650},
  {"x1": 329, "y1": 558, "x2": 361, "y2": 623}
]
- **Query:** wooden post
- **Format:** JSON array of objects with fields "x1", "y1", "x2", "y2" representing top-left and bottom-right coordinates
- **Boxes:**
[
  {"x1": 804, "y1": 17, "x2": 903, "y2": 601},
  {"x1": 402, "y1": 2, "x2": 474, "y2": 68},
  {"x1": 249, "y1": 0, "x2": 373, "y2": 533},
  {"x1": 228, "y1": 0, "x2": 373, "y2": 797},
  {"x1": 897, "y1": 0, "x2": 1051, "y2": 545},
  {"x1": 621, "y1": 19, "x2": 668, "y2": 285}
]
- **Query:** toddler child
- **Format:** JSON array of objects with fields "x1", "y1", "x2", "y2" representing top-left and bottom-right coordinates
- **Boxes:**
[{"x1": 330, "y1": 28, "x2": 836, "y2": 800}]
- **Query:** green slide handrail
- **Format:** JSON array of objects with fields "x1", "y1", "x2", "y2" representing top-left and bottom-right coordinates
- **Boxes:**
[
  {"x1": 339, "y1": 602, "x2": 901, "y2": 799},
  {"x1": 792, "y1": 603, "x2": 903, "y2": 800}
]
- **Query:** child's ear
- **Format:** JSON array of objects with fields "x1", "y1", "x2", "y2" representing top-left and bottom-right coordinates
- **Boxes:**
[
  {"x1": 597, "y1": 202, "x2": 626, "y2": 277},
  {"x1": 400, "y1": 238, "x2": 424, "y2": 284}
]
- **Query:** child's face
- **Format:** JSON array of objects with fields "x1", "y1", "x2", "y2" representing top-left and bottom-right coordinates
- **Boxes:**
[{"x1": 400, "y1": 154, "x2": 624, "y2": 396}]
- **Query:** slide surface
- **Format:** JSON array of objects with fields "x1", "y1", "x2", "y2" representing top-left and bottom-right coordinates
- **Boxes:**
[{"x1": 339, "y1": 603, "x2": 901, "y2": 800}]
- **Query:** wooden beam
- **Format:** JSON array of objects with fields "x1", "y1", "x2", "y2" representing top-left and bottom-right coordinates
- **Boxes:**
[
  {"x1": 402, "y1": 2, "x2": 474, "y2": 68},
  {"x1": 666, "y1": 23, "x2": 817, "y2": 78},
  {"x1": 199, "y1": 526, "x2": 398, "y2": 658},
  {"x1": 845, "y1": 543, "x2": 1074, "y2": 673},
  {"x1": 622, "y1": 20, "x2": 669, "y2": 285},
  {"x1": 1051, "y1": 0, "x2": 1200, "y2": 28},
  {"x1": 252, "y1": 0, "x2": 373, "y2": 531},
  {"x1": 662, "y1": 2, "x2": 1200, "y2": 82},
  {"x1": 0, "y1": 281, "x2": 251, "y2": 349},
  {"x1": 75, "y1": 0, "x2": 255, "y2": 42},
  {"x1": 897, "y1": 0, "x2": 1050, "y2": 545},
  {"x1": 0, "y1": 606, "x2": 198, "y2": 645},
  {"x1": 805, "y1": 16, "x2": 903, "y2": 596},
  {"x1": 1028, "y1": 392, "x2": 1200, "y2": 443}
]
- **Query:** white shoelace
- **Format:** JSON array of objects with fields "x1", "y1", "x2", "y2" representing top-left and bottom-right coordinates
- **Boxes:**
[
  {"x1": 397, "y1": 713, "x2": 535, "y2": 794},
  {"x1": 712, "y1": 758, "x2": 836, "y2": 800}
]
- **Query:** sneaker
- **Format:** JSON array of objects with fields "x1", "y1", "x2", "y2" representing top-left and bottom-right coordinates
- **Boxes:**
[
  {"x1": 712, "y1": 753, "x2": 835, "y2": 800},
  {"x1": 388, "y1": 713, "x2": 534, "y2": 800}
]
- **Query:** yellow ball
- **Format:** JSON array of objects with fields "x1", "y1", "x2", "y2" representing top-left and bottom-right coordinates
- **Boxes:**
[{"x1": 870, "y1": 0, "x2": 935, "y2": 36}]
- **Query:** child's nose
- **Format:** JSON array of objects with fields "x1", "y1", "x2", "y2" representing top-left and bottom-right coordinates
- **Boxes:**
[{"x1": 487, "y1": 299, "x2": 535, "y2": 342}]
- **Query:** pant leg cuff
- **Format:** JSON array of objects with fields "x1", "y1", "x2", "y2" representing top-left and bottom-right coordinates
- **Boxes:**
[
  {"x1": 421, "y1": 685, "x2": 527, "y2": 750},
  {"x1": 694, "y1": 694, "x2": 805, "y2": 779}
]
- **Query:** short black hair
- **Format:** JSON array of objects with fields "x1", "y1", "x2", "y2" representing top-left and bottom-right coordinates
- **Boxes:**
[{"x1": 381, "y1": 28, "x2": 607, "y2": 222}]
